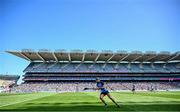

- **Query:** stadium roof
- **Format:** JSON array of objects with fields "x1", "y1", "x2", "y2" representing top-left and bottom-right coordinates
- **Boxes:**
[
  {"x1": 0, "y1": 74, "x2": 20, "y2": 80},
  {"x1": 7, "y1": 49, "x2": 180, "y2": 63}
]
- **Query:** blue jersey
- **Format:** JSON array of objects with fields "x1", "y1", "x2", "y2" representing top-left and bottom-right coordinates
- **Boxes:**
[{"x1": 96, "y1": 81, "x2": 108, "y2": 93}]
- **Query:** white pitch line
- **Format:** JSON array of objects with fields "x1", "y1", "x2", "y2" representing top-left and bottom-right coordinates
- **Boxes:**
[{"x1": 0, "y1": 93, "x2": 57, "y2": 108}]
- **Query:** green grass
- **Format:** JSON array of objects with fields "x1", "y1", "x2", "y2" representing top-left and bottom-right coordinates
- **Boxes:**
[{"x1": 0, "y1": 91, "x2": 180, "y2": 112}]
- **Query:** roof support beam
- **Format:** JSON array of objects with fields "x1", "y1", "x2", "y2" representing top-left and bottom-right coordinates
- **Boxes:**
[
  {"x1": 119, "y1": 54, "x2": 129, "y2": 62},
  {"x1": 102, "y1": 54, "x2": 115, "y2": 68},
  {"x1": 47, "y1": 62, "x2": 58, "y2": 68},
  {"x1": 102, "y1": 63, "x2": 107, "y2": 68},
  {"x1": 131, "y1": 55, "x2": 142, "y2": 62},
  {"x1": 106, "y1": 54, "x2": 115, "y2": 62},
  {"x1": 144, "y1": 55, "x2": 157, "y2": 62},
  {"x1": 75, "y1": 63, "x2": 82, "y2": 70},
  {"x1": 127, "y1": 62, "x2": 131, "y2": 69},
  {"x1": 19, "y1": 52, "x2": 32, "y2": 61},
  {"x1": 151, "y1": 62, "x2": 155, "y2": 69},
  {"x1": 61, "y1": 63, "x2": 69, "y2": 69},
  {"x1": 139, "y1": 63, "x2": 143, "y2": 69},
  {"x1": 168, "y1": 54, "x2": 180, "y2": 61},
  {"x1": 52, "y1": 52, "x2": 58, "y2": 62},
  {"x1": 82, "y1": 53, "x2": 85, "y2": 62},
  {"x1": 94, "y1": 53, "x2": 100, "y2": 62},
  {"x1": 68, "y1": 53, "x2": 71, "y2": 62},
  {"x1": 159, "y1": 55, "x2": 171, "y2": 62},
  {"x1": 115, "y1": 63, "x2": 119, "y2": 69},
  {"x1": 36, "y1": 52, "x2": 45, "y2": 62},
  {"x1": 33, "y1": 62, "x2": 44, "y2": 69}
]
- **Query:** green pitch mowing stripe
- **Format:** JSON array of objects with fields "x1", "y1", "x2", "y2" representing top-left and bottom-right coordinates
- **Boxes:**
[
  {"x1": 0, "y1": 92, "x2": 57, "y2": 107},
  {"x1": 0, "y1": 92, "x2": 180, "y2": 111}
]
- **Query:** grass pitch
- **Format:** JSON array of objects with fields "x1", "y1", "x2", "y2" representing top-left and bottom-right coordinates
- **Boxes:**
[{"x1": 0, "y1": 91, "x2": 180, "y2": 112}]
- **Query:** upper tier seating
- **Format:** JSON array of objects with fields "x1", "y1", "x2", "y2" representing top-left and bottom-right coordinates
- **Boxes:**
[{"x1": 24, "y1": 62, "x2": 180, "y2": 73}]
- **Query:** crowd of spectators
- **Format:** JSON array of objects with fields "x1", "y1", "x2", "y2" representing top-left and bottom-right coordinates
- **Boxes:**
[
  {"x1": 11, "y1": 82, "x2": 180, "y2": 93},
  {"x1": 25, "y1": 62, "x2": 180, "y2": 73}
]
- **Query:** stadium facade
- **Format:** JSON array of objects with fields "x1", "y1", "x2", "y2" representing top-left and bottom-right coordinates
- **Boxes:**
[{"x1": 7, "y1": 49, "x2": 180, "y2": 83}]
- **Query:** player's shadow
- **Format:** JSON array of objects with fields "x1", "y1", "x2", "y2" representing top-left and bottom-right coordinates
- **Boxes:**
[{"x1": 0, "y1": 101, "x2": 180, "y2": 111}]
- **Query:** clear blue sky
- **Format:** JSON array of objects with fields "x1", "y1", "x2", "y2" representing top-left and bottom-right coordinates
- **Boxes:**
[{"x1": 0, "y1": 0, "x2": 180, "y2": 76}]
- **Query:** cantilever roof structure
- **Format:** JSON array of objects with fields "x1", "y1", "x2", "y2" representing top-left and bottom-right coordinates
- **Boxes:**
[{"x1": 7, "y1": 49, "x2": 180, "y2": 63}]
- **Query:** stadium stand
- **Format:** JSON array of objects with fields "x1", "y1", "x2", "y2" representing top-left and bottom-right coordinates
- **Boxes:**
[
  {"x1": 0, "y1": 74, "x2": 19, "y2": 93},
  {"x1": 7, "y1": 49, "x2": 180, "y2": 93}
]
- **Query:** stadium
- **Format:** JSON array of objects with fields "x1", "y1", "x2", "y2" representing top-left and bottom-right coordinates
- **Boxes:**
[
  {"x1": 0, "y1": 49, "x2": 180, "y2": 111},
  {"x1": 1, "y1": 0, "x2": 180, "y2": 111},
  {"x1": 7, "y1": 49, "x2": 180, "y2": 92}
]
